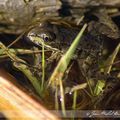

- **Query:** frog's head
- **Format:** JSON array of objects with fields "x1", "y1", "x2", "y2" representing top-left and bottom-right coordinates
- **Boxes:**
[
  {"x1": 27, "y1": 21, "x2": 79, "y2": 51},
  {"x1": 27, "y1": 21, "x2": 62, "y2": 51}
]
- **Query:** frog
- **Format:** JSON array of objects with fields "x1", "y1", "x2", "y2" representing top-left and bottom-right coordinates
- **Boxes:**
[
  {"x1": 26, "y1": 20, "x2": 104, "y2": 85},
  {"x1": 26, "y1": 10, "x2": 120, "y2": 91}
]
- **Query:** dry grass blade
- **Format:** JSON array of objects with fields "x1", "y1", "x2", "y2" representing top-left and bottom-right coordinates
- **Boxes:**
[
  {"x1": 70, "y1": 83, "x2": 87, "y2": 93},
  {"x1": 7, "y1": 31, "x2": 26, "y2": 48},
  {"x1": 0, "y1": 49, "x2": 46, "y2": 59},
  {"x1": 0, "y1": 68, "x2": 59, "y2": 120}
]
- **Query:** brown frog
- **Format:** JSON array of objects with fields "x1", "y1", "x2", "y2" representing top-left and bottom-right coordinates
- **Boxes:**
[
  {"x1": 26, "y1": 11, "x2": 119, "y2": 86},
  {"x1": 25, "y1": 8, "x2": 120, "y2": 109},
  {"x1": 26, "y1": 20, "x2": 104, "y2": 79}
]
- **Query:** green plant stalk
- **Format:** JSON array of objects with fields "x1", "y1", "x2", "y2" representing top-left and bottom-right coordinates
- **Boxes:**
[
  {"x1": 60, "y1": 23, "x2": 87, "y2": 72},
  {"x1": 0, "y1": 42, "x2": 42, "y2": 96},
  {"x1": 55, "y1": 87, "x2": 59, "y2": 110},
  {"x1": 72, "y1": 90, "x2": 77, "y2": 120},
  {"x1": 94, "y1": 43, "x2": 120, "y2": 96},
  {"x1": 49, "y1": 24, "x2": 87, "y2": 87},
  {"x1": 104, "y1": 43, "x2": 120, "y2": 74},
  {"x1": 72, "y1": 90, "x2": 77, "y2": 110},
  {"x1": 41, "y1": 41, "x2": 45, "y2": 91},
  {"x1": 94, "y1": 80, "x2": 105, "y2": 96},
  {"x1": 13, "y1": 62, "x2": 42, "y2": 96},
  {"x1": 59, "y1": 78, "x2": 66, "y2": 117}
]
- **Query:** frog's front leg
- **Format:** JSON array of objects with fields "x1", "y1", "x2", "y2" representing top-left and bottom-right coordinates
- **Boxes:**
[
  {"x1": 31, "y1": 46, "x2": 43, "y2": 78},
  {"x1": 32, "y1": 47, "x2": 41, "y2": 68}
]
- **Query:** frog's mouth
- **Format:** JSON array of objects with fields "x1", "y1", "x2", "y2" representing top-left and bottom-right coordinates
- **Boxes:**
[{"x1": 27, "y1": 34, "x2": 61, "y2": 52}]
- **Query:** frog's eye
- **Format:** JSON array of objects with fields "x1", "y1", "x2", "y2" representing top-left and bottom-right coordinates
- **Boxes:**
[
  {"x1": 38, "y1": 32, "x2": 56, "y2": 42},
  {"x1": 43, "y1": 34, "x2": 50, "y2": 41}
]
